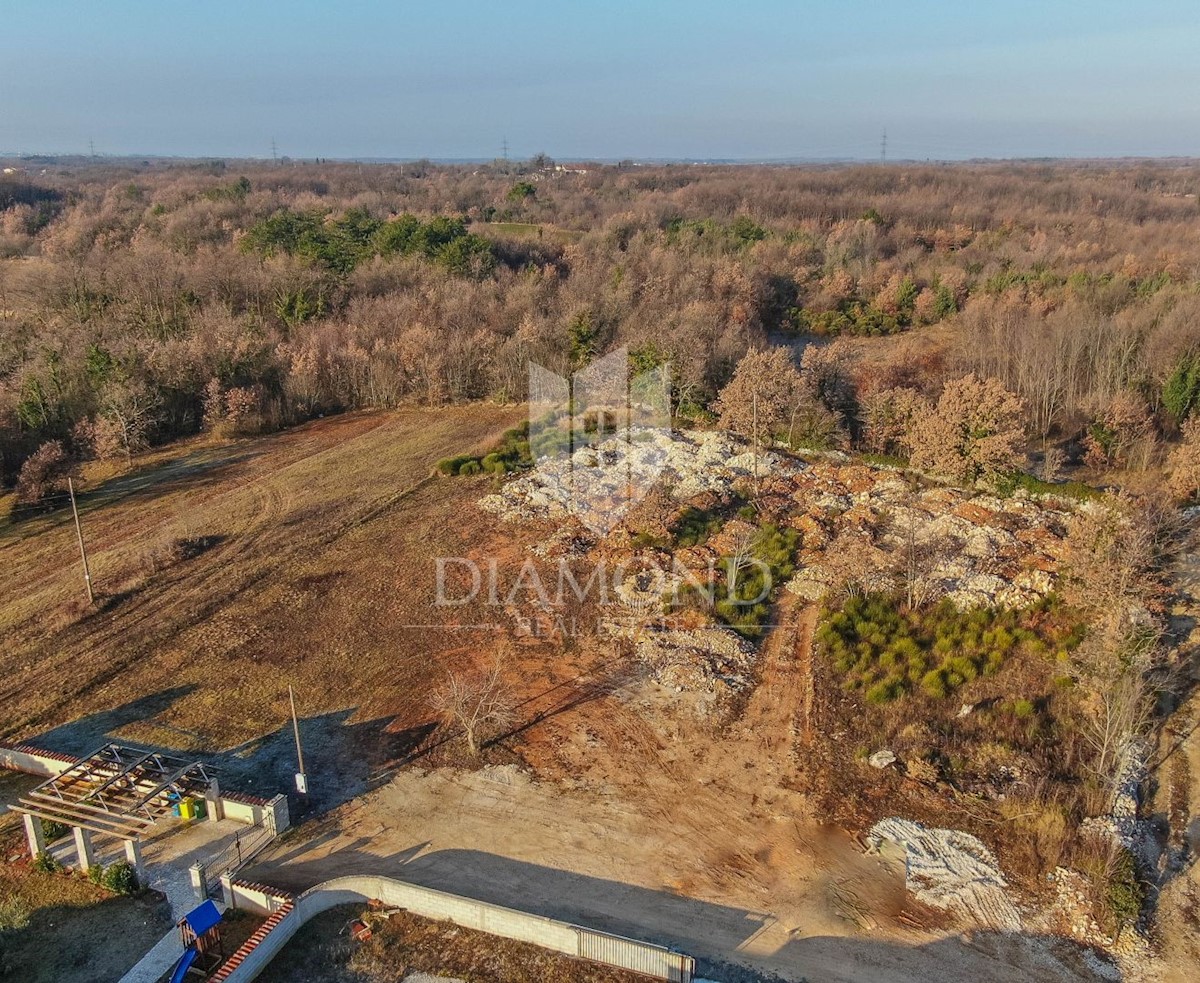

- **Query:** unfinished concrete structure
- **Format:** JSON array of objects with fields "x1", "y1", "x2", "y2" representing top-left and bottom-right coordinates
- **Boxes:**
[{"x1": 11, "y1": 742, "x2": 221, "y2": 883}]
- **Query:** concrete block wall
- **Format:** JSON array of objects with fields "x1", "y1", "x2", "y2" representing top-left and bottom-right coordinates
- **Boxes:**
[
  {"x1": 220, "y1": 876, "x2": 294, "y2": 915},
  {"x1": 216, "y1": 874, "x2": 693, "y2": 983},
  {"x1": 0, "y1": 743, "x2": 82, "y2": 776}
]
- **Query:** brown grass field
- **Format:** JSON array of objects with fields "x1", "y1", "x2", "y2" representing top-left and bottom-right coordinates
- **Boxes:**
[{"x1": 0, "y1": 406, "x2": 525, "y2": 796}]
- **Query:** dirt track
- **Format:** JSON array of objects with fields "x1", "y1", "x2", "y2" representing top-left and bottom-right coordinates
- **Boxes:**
[{"x1": 246, "y1": 597, "x2": 1098, "y2": 982}]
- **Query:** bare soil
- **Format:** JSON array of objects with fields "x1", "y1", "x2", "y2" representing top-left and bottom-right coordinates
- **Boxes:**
[{"x1": 0, "y1": 409, "x2": 1132, "y2": 981}]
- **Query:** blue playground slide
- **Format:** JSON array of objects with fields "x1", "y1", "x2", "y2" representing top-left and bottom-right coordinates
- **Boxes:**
[{"x1": 168, "y1": 946, "x2": 198, "y2": 983}]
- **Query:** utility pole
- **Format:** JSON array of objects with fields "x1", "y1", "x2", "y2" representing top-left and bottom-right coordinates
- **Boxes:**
[
  {"x1": 288, "y1": 685, "x2": 308, "y2": 796},
  {"x1": 880, "y1": 129, "x2": 887, "y2": 163},
  {"x1": 271, "y1": 138, "x2": 278, "y2": 163},
  {"x1": 67, "y1": 478, "x2": 94, "y2": 604},
  {"x1": 501, "y1": 135, "x2": 508, "y2": 161},
  {"x1": 89, "y1": 139, "x2": 95, "y2": 159}
]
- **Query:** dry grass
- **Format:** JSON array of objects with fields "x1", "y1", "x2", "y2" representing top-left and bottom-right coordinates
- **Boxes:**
[
  {"x1": 257, "y1": 903, "x2": 647, "y2": 983},
  {"x1": 0, "y1": 815, "x2": 172, "y2": 983},
  {"x1": 0, "y1": 406, "x2": 524, "y2": 755}
]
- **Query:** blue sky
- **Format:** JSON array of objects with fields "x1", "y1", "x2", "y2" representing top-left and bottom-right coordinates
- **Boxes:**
[{"x1": 2, "y1": 1, "x2": 1198, "y2": 159}]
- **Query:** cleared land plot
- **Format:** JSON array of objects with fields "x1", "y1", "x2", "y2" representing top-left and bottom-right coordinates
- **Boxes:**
[{"x1": 0, "y1": 406, "x2": 522, "y2": 805}]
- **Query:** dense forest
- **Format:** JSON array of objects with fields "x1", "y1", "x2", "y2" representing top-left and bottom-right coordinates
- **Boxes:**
[{"x1": 3, "y1": 157, "x2": 1200, "y2": 493}]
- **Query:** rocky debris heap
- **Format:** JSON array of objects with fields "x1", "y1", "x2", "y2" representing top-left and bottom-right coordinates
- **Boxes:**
[
  {"x1": 1079, "y1": 737, "x2": 1159, "y2": 886},
  {"x1": 782, "y1": 466, "x2": 1073, "y2": 609},
  {"x1": 1044, "y1": 867, "x2": 1150, "y2": 967},
  {"x1": 479, "y1": 428, "x2": 796, "y2": 529},
  {"x1": 607, "y1": 622, "x2": 757, "y2": 696},
  {"x1": 868, "y1": 817, "x2": 1023, "y2": 932}
]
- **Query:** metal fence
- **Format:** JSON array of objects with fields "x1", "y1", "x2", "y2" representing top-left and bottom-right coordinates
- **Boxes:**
[{"x1": 206, "y1": 822, "x2": 275, "y2": 885}]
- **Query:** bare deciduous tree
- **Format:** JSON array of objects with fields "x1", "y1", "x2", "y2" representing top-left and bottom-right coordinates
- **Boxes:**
[
  {"x1": 429, "y1": 660, "x2": 516, "y2": 756},
  {"x1": 98, "y1": 378, "x2": 160, "y2": 463},
  {"x1": 1061, "y1": 492, "x2": 1182, "y2": 798},
  {"x1": 715, "y1": 347, "x2": 843, "y2": 452},
  {"x1": 715, "y1": 348, "x2": 805, "y2": 447}
]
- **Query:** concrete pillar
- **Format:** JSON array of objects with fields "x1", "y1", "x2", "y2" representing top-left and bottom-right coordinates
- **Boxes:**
[
  {"x1": 72, "y1": 826, "x2": 95, "y2": 873},
  {"x1": 205, "y1": 778, "x2": 224, "y2": 822},
  {"x1": 22, "y1": 813, "x2": 46, "y2": 858},
  {"x1": 220, "y1": 873, "x2": 235, "y2": 909},
  {"x1": 123, "y1": 838, "x2": 145, "y2": 887},
  {"x1": 266, "y1": 794, "x2": 290, "y2": 835},
  {"x1": 189, "y1": 862, "x2": 208, "y2": 902}
]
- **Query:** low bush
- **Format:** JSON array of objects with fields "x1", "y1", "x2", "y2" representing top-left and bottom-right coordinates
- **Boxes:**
[
  {"x1": 0, "y1": 895, "x2": 30, "y2": 932},
  {"x1": 441, "y1": 423, "x2": 533, "y2": 476},
  {"x1": 32, "y1": 852, "x2": 62, "y2": 874},
  {"x1": 994, "y1": 470, "x2": 1099, "y2": 501},
  {"x1": 40, "y1": 819, "x2": 69, "y2": 843},
  {"x1": 101, "y1": 860, "x2": 138, "y2": 895},
  {"x1": 713, "y1": 523, "x2": 799, "y2": 638},
  {"x1": 817, "y1": 592, "x2": 1082, "y2": 703},
  {"x1": 672, "y1": 506, "x2": 725, "y2": 548}
]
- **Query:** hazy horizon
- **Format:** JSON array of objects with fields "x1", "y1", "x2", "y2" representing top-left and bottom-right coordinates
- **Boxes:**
[{"x1": 3, "y1": 1, "x2": 1200, "y2": 161}]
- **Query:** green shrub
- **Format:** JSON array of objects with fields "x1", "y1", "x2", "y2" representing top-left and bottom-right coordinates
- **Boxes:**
[
  {"x1": 708, "y1": 523, "x2": 800, "y2": 638},
  {"x1": 40, "y1": 819, "x2": 69, "y2": 843},
  {"x1": 87, "y1": 862, "x2": 106, "y2": 885},
  {"x1": 32, "y1": 851, "x2": 62, "y2": 874},
  {"x1": 672, "y1": 506, "x2": 725, "y2": 548},
  {"x1": 1105, "y1": 847, "x2": 1144, "y2": 931},
  {"x1": 921, "y1": 669, "x2": 949, "y2": 698},
  {"x1": 101, "y1": 861, "x2": 138, "y2": 895},
  {"x1": 1011, "y1": 698, "x2": 1036, "y2": 719},
  {"x1": 442, "y1": 422, "x2": 533, "y2": 478},
  {"x1": 818, "y1": 592, "x2": 1082, "y2": 703}
]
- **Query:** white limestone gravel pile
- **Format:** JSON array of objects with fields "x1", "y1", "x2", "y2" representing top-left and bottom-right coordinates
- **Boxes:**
[{"x1": 868, "y1": 817, "x2": 1023, "y2": 932}]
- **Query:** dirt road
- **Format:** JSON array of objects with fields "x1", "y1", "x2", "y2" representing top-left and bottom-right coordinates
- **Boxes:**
[{"x1": 246, "y1": 600, "x2": 1097, "y2": 982}]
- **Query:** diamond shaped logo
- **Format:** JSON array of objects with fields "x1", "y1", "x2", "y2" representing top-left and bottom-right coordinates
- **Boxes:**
[{"x1": 527, "y1": 347, "x2": 671, "y2": 535}]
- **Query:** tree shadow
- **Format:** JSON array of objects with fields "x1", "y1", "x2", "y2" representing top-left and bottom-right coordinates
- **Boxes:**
[
  {"x1": 30, "y1": 685, "x2": 198, "y2": 753},
  {"x1": 0, "y1": 446, "x2": 256, "y2": 543},
  {"x1": 9, "y1": 688, "x2": 434, "y2": 818}
]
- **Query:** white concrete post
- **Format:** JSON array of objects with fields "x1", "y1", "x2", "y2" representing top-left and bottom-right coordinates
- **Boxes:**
[
  {"x1": 189, "y1": 862, "x2": 208, "y2": 902},
  {"x1": 205, "y1": 777, "x2": 224, "y2": 822},
  {"x1": 72, "y1": 826, "x2": 95, "y2": 873},
  {"x1": 220, "y1": 872, "x2": 235, "y2": 909},
  {"x1": 22, "y1": 813, "x2": 46, "y2": 858},
  {"x1": 124, "y1": 838, "x2": 145, "y2": 887}
]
